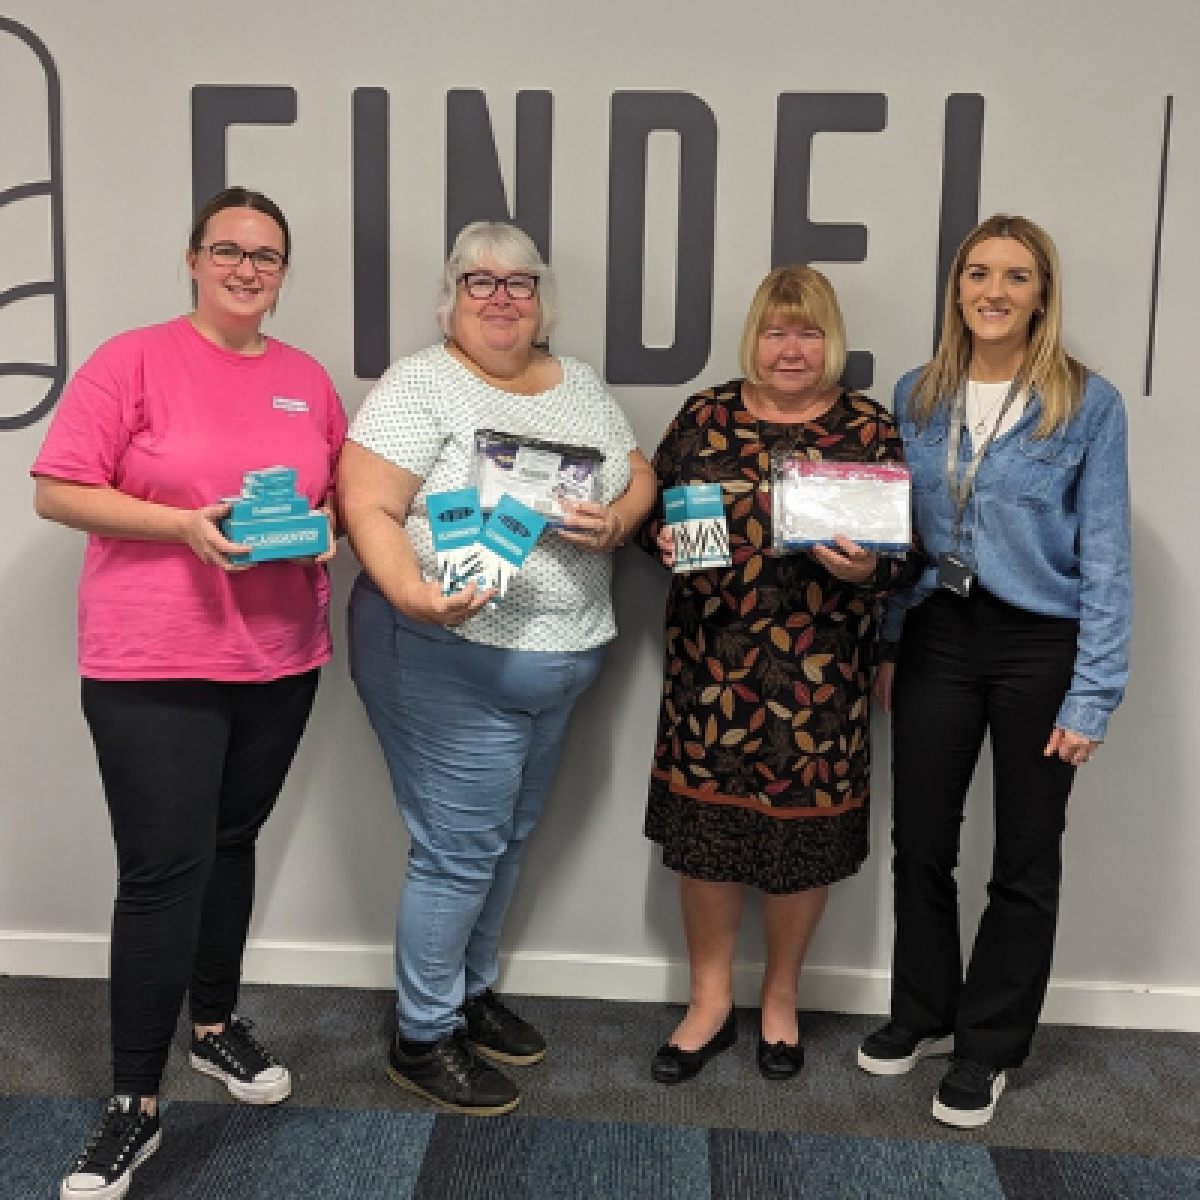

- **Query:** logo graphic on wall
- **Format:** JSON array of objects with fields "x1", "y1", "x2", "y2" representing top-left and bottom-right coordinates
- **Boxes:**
[{"x1": 0, "y1": 18, "x2": 67, "y2": 431}]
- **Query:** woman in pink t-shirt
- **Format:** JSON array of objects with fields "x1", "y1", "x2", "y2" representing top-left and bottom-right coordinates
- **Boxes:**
[{"x1": 32, "y1": 186, "x2": 346, "y2": 1200}]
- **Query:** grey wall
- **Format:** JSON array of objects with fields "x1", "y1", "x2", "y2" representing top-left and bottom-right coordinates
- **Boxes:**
[{"x1": 2, "y1": 0, "x2": 1198, "y2": 1029}]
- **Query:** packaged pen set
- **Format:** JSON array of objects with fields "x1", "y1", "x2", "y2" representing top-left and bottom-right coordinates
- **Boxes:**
[{"x1": 427, "y1": 487, "x2": 546, "y2": 602}]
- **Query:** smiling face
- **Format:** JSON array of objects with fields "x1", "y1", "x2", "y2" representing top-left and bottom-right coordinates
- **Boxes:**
[
  {"x1": 450, "y1": 256, "x2": 541, "y2": 364},
  {"x1": 753, "y1": 311, "x2": 828, "y2": 404},
  {"x1": 188, "y1": 206, "x2": 287, "y2": 336},
  {"x1": 957, "y1": 236, "x2": 1043, "y2": 359}
]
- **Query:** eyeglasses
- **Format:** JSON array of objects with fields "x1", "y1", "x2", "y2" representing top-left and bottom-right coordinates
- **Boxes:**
[
  {"x1": 458, "y1": 271, "x2": 539, "y2": 301},
  {"x1": 200, "y1": 241, "x2": 288, "y2": 276}
]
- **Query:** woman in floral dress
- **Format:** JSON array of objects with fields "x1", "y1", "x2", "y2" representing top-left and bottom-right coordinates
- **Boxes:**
[{"x1": 640, "y1": 266, "x2": 915, "y2": 1084}]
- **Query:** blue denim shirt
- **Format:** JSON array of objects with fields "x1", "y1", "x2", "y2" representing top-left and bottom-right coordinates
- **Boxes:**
[{"x1": 883, "y1": 367, "x2": 1132, "y2": 741}]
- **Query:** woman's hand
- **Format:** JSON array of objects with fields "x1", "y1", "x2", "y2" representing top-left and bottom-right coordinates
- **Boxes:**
[
  {"x1": 811, "y1": 535, "x2": 878, "y2": 584},
  {"x1": 313, "y1": 505, "x2": 337, "y2": 564},
  {"x1": 873, "y1": 661, "x2": 895, "y2": 711},
  {"x1": 557, "y1": 500, "x2": 626, "y2": 553},
  {"x1": 180, "y1": 502, "x2": 253, "y2": 571},
  {"x1": 1045, "y1": 727, "x2": 1099, "y2": 767},
  {"x1": 400, "y1": 579, "x2": 495, "y2": 627},
  {"x1": 657, "y1": 524, "x2": 676, "y2": 569}
]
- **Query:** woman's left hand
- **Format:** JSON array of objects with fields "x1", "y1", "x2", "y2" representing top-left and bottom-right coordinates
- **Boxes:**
[
  {"x1": 810, "y1": 535, "x2": 878, "y2": 584},
  {"x1": 557, "y1": 500, "x2": 625, "y2": 553},
  {"x1": 1045, "y1": 727, "x2": 1100, "y2": 767},
  {"x1": 313, "y1": 505, "x2": 337, "y2": 564}
]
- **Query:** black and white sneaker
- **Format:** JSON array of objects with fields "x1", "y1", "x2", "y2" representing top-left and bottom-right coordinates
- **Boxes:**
[
  {"x1": 932, "y1": 1058, "x2": 1007, "y2": 1128},
  {"x1": 463, "y1": 989, "x2": 547, "y2": 1066},
  {"x1": 190, "y1": 1016, "x2": 291, "y2": 1104},
  {"x1": 857, "y1": 1021, "x2": 954, "y2": 1075},
  {"x1": 387, "y1": 1027, "x2": 520, "y2": 1115},
  {"x1": 61, "y1": 1095, "x2": 161, "y2": 1200}
]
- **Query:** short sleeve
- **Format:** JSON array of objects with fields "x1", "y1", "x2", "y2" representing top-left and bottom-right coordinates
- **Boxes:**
[
  {"x1": 31, "y1": 333, "x2": 142, "y2": 486},
  {"x1": 348, "y1": 355, "x2": 446, "y2": 478}
]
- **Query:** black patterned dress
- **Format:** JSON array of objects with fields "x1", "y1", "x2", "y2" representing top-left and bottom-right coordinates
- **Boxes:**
[{"x1": 640, "y1": 380, "x2": 915, "y2": 893}]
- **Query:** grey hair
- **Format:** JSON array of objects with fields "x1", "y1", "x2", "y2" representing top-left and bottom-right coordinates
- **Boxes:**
[{"x1": 434, "y1": 221, "x2": 558, "y2": 343}]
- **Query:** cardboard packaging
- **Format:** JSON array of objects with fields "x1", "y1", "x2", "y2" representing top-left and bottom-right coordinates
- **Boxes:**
[
  {"x1": 427, "y1": 487, "x2": 489, "y2": 595},
  {"x1": 663, "y1": 483, "x2": 732, "y2": 572},
  {"x1": 477, "y1": 494, "x2": 547, "y2": 599},
  {"x1": 221, "y1": 467, "x2": 329, "y2": 564}
]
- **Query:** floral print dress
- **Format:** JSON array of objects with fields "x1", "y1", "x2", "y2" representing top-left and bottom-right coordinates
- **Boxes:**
[{"x1": 640, "y1": 380, "x2": 914, "y2": 893}]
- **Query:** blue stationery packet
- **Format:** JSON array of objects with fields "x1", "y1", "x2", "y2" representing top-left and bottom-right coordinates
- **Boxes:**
[
  {"x1": 663, "y1": 483, "x2": 732, "y2": 572},
  {"x1": 478, "y1": 494, "x2": 547, "y2": 599},
  {"x1": 427, "y1": 487, "x2": 489, "y2": 595}
]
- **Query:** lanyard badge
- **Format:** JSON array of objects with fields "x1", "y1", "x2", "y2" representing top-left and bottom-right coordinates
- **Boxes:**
[{"x1": 937, "y1": 378, "x2": 1023, "y2": 597}]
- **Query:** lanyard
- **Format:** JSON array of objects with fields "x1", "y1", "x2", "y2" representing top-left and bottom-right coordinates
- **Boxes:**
[{"x1": 945, "y1": 377, "x2": 1024, "y2": 549}]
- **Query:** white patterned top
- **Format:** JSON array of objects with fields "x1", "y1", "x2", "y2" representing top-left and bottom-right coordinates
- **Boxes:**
[{"x1": 349, "y1": 343, "x2": 637, "y2": 651}]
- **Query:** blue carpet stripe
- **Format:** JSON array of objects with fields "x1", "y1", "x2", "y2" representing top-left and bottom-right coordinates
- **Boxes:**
[
  {"x1": 710, "y1": 1128, "x2": 1006, "y2": 1200},
  {"x1": 991, "y1": 1145, "x2": 1200, "y2": 1200},
  {"x1": 412, "y1": 1112, "x2": 534, "y2": 1199},
  {"x1": 5, "y1": 1096, "x2": 1200, "y2": 1199},
  {"x1": 529, "y1": 1115, "x2": 709, "y2": 1200}
]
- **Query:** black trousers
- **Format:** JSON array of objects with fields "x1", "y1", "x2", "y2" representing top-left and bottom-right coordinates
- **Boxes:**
[
  {"x1": 81, "y1": 671, "x2": 320, "y2": 1095},
  {"x1": 889, "y1": 588, "x2": 1078, "y2": 1069}
]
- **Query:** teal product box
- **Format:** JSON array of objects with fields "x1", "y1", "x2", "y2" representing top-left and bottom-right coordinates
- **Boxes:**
[
  {"x1": 242, "y1": 466, "x2": 298, "y2": 499},
  {"x1": 221, "y1": 466, "x2": 327, "y2": 563},
  {"x1": 663, "y1": 483, "x2": 732, "y2": 572},
  {"x1": 226, "y1": 495, "x2": 310, "y2": 521},
  {"x1": 427, "y1": 487, "x2": 489, "y2": 595},
  {"x1": 477, "y1": 494, "x2": 547, "y2": 599},
  {"x1": 225, "y1": 513, "x2": 330, "y2": 563}
]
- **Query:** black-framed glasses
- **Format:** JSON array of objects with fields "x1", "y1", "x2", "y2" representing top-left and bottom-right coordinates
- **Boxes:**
[
  {"x1": 458, "y1": 271, "x2": 539, "y2": 301},
  {"x1": 201, "y1": 241, "x2": 287, "y2": 275}
]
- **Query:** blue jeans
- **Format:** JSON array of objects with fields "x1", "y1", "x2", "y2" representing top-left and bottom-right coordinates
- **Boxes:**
[{"x1": 348, "y1": 574, "x2": 605, "y2": 1041}]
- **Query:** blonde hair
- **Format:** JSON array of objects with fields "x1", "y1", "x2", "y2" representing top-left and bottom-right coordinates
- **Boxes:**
[
  {"x1": 739, "y1": 265, "x2": 848, "y2": 391},
  {"x1": 912, "y1": 214, "x2": 1087, "y2": 437}
]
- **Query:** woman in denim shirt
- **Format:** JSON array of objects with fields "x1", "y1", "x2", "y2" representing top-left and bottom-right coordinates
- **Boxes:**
[{"x1": 855, "y1": 215, "x2": 1131, "y2": 1129}]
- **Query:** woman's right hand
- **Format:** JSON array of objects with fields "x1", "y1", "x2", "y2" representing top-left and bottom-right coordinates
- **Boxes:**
[
  {"x1": 400, "y1": 580, "x2": 496, "y2": 627},
  {"x1": 180, "y1": 502, "x2": 253, "y2": 571},
  {"x1": 657, "y1": 524, "x2": 676, "y2": 569},
  {"x1": 872, "y1": 661, "x2": 896, "y2": 711}
]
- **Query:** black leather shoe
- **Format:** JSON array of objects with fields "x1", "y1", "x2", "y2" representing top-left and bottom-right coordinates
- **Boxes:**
[
  {"x1": 757, "y1": 1035, "x2": 804, "y2": 1080},
  {"x1": 651, "y1": 1009, "x2": 737, "y2": 1085}
]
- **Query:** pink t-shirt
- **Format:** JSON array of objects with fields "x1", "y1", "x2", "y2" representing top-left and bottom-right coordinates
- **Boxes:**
[{"x1": 31, "y1": 317, "x2": 348, "y2": 681}]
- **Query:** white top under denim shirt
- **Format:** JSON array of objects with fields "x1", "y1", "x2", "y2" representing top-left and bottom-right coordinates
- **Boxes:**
[
  {"x1": 349, "y1": 343, "x2": 636, "y2": 652},
  {"x1": 882, "y1": 367, "x2": 1132, "y2": 742}
]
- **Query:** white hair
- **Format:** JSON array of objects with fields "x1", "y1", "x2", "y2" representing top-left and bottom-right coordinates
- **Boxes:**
[{"x1": 434, "y1": 221, "x2": 558, "y2": 343}]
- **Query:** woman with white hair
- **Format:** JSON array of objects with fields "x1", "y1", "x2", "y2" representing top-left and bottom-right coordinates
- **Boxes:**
[{"x1": 340, "y1": 222, "x2": 655, "y2": 1115}]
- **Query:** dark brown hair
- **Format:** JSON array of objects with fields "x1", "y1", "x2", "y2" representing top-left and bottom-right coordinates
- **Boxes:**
[
  {"x1": 188, "y1": 186, "x2": 290, "y2": 260},
  {"x1": 188, "y1": 187, "x2": 290, "y2": 305}
]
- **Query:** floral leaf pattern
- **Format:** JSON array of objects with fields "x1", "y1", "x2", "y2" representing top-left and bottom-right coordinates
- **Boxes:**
[{"x1": 639, "y1": 380, "x2": 916, "y2": 893}]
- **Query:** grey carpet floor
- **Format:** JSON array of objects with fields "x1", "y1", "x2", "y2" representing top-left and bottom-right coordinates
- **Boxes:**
[{"x1": 3, "y1": 976, "x2": 1198, "y2": 1160}]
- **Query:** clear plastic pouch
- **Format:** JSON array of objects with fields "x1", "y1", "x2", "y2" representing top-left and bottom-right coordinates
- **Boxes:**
[
  {"x1": 771, "y1": 457, "x2": 911, "y2": 553},
  {"x1": 468, "y1": 429, "x2": 604, "y2": 525}
]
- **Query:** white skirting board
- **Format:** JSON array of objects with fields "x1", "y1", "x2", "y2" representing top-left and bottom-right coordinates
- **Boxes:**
[{"x1": 3, "y1": 932, "x2": 1199, "y2": 1033}]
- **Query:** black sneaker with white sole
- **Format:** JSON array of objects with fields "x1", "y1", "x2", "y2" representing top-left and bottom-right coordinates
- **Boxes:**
[
  {"x1": 189, "y1": 1016, "x2": 291, "y2": 1104},
  {"x1": 857, "y1": 1021, "x2": 954, "y2": 1075},
  {"x1": 387, "y1": 1027, "x2": 520, "y2": 1115},
  {"x1": 61, "y1": 1094, "x2": 161, "y2": 1200},
  {"x1": 932, "y1": 1058, "x2": 1007, "y2": 1128},
  {"x1": 463, "y1": 989, "x2": 547, "y2": 1066}
]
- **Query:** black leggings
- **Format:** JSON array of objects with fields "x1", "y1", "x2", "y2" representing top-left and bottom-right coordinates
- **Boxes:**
[
  {"x1": 889, "y1": 588, "x2": 1078, "y2": 1069},
  {"x1": 82, "y1": 671, "x2": 319, "y2": 1095}
]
